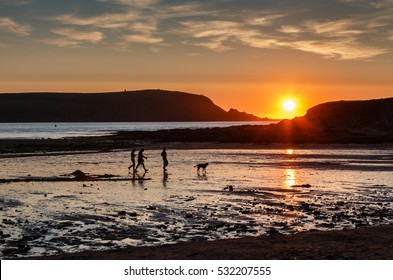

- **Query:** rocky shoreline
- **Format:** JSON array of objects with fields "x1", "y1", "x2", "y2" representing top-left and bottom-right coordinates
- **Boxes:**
[{"x1": 23, "y1": 224, "x2": 393, "y2": 260}]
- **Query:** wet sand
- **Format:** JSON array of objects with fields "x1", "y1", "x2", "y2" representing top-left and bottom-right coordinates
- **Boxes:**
[
  {"x1": 29, "y1": 225, "x2": 393, "y2": 260},
  {"x1": 1, "y1": 134, "x2": 393, "y2": 260}
]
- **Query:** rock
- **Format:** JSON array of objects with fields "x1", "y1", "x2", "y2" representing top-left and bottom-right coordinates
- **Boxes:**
[
  {"x1": 71, "y1": 170, "x2": 94, "y2": 181},
  {"x1": 267, "y1": 227, "x2": 279, "y2": 235},
  {"x1": 118, "y1": 211, "x2": 127, "y2": 216},
  {"x1": 291, "y1": 184, "x2": 312, "y2": 188}
]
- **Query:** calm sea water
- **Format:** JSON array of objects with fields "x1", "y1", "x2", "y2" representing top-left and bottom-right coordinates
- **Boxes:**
[{"x1": 0, "y1": 121, "x2": 275, "y2": 139}]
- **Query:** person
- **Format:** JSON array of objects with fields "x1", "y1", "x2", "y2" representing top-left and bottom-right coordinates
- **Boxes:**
[
  {"x1": 135, "y1": 149, "x2": 148, "y2": 172},
  {"x1": 161, "y1": 147, "x2": 168, "y2": 171},
  {"x1": 128, "y1": 148, "x2": 136, "y2": 173}
]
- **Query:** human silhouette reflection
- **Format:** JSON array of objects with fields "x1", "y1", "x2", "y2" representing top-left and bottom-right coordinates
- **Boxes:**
[
  {"x1": 137, "y1": 171, "x2": 146, "y2": 187},
  {"x1": 162, "y1": 170, "x2": 168, "y2": 187},
  {"x1": 130, "y1": 170, "x2": 146, "y2": 187}
]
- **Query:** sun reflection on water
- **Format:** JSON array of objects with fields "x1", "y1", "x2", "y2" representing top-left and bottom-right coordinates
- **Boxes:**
[{"x1": 284, "y1": 168, "x2": 297, "y2": 188}]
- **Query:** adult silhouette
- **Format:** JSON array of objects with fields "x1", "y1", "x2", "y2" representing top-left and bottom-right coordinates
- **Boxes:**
[{"x1": 135, "y1": 149, "x2": 148, "y2": 172}]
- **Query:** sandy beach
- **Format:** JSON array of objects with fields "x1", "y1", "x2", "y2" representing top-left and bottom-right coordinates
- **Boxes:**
[
  {"x1": 1, "y1": 140, "x2": 392, "y2": 260},
  {"x1": 28, "y1": 224, "x2": 393, "y2": 260}
]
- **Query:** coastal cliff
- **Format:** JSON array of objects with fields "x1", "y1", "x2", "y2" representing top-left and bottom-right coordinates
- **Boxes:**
[{"x1": 0, "y1": 90, "x2": 263, "y2": 122}]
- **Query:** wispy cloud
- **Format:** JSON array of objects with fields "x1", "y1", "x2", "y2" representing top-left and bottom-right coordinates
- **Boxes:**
[
  {"x1": 179, "y1": 20, "x2": 285, "y2": 52},
  {"x1": 98, "y1": 0, "x2": 159, "y2": 8},
  {"x1": 178, "y1": 16, "x2": 388, "y2": 60},
  {"x1": 0, "y1": 17, "x2": 31, "y2": 36},
  {"x1": 43, "y1": 28, "x2": 104, "y2": 47},
  {"x1": 304, "y1": 19, "x2": 363, "y2": 37},
  {"x1": 122, "y1": 21, "x2": 163, "y2": 44},
  {"x1": 289, "y1": 38, "x2": 387, "y2": 60},
  {"x1": 2, "y1": 0, "x2": 30, "y2": 6},
  {"x1": 279, "y1": 25, "x2": 303, "y2": 34},
  {"x1": 50, "y1": 12, "x2": 138, "y2": 29},
  {"x1": 122, "y1": 34, "x2": 162, "y2": 44}
]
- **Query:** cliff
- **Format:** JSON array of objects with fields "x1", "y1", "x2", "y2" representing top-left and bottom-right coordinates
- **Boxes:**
[{"x1": 0, "y1": 90, "x2": 263, "y2": 122}]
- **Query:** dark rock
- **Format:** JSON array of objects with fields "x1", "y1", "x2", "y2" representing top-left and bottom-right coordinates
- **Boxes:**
[
  {"x1": 128, "y1": 212, "x2": 138, "y2": 217},
  {"x1": 291, "y1": 184, "x2": 312, "y2": 188},
  {"x1": 118, "y1": 211, "x2": 127, "y2": 216},
  {"x1": 185, "y1": 213, "x2": 193, "y2": 218}
]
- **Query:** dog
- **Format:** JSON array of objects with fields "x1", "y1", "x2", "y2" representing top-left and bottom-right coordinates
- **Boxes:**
[{"x1": 194, "y1": 163, "x2": 209, "y2": 175}]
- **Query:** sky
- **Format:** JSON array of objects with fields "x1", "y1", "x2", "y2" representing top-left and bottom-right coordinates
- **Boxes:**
[{"x1": 1, "y1": 0, "x2": 393, "y2": 119}]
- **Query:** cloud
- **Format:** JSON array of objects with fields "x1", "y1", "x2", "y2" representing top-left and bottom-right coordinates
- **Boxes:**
[
  {"x1": 123, "y1": 21, "x2": 163, "y2": 44},
  {"x1": 304, "y1": 19, "x2": 363, "y2": 37},
  {"x1": 288, "y1": 38, "x2": 387, "y2": 60},
  {"x1": 43, "y1": 28, "x2": 104, "y2": 47},
  {"x1": 282, "y1": 19, "x2": 387, "y2": 59},
  {"x1": 2, "y1": 0, "x2": 29, "y2": 6},
  {"x1": 122, "y1": 34, "x2": 162, "y2": 44},
  {"x1": 50, "y1": 12, "x2": 138, "y2": 29},
  {"x1": 279, "y1": 25, "x2": 302, "y2": 34},
  {"x1": 178, "y1": 20, "x2": 283, "y2": 52},
  {"x1": 247, "y1": 14, "x2": 285, "y2": 26},
  {"x1": 178, "y1": 16, "x2": 388, "y2": 60},
  {"x1": 0, "y1": 17, "x2": 31, "y2": 36},
  {"x1": 98, "y1": 0, "x2": 159, "y2": 8}
]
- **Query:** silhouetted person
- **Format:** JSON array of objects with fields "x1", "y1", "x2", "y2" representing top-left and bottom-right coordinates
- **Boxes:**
[
  {"x1": 135, "y1": 149, "x2": 148, "y2": 172},
  {"x1": 128, "y1": 148, "x2": 136, "y2": 173},
  {"x1": 161, "y1": 147, "x2": 168, "y2": 171}
]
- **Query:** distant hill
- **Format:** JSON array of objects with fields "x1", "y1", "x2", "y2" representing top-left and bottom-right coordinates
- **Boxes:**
[{"x1": 0, "y1": 90, "x2": 265, "y2": 122}]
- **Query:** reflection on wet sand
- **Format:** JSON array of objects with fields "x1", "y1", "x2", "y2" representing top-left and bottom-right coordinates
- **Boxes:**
[
  {"x1": 162, "y1": 171, "x2": 168, "y2": 188},
  {"x1": 284, "y1": 169, "x2": 297, "y2": 189}
]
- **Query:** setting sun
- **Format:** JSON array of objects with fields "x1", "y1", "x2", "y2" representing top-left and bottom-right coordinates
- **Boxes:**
[{"x1": 283, "y1": 100, "x2": 296, "y2": 112}]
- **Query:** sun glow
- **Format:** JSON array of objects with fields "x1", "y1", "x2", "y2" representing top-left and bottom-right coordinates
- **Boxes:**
[{"x1": 283, "y1": 99, "x2": 296, "y2": 112}]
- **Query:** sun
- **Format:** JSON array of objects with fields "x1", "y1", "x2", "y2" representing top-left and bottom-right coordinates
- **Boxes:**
[{"x1": 283, "y1": 99, "x2": 296, "y2": 112}]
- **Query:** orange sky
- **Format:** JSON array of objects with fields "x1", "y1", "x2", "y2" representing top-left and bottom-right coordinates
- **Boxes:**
[{"x1": 1, "y1": 0, "x2": 393, "y2": 119}]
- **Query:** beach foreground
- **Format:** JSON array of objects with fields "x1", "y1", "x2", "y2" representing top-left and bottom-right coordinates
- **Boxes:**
[{"x1": 31, "y1": 225, "x2": 393, "y2": 260}]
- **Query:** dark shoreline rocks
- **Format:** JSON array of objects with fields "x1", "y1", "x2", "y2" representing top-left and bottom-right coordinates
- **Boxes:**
[{"x1": 20, "y1": 224, "x2": 393, "y2": 260}]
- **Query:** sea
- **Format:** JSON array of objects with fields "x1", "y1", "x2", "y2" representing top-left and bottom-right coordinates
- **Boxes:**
[
  {"x1": 1, "y1": 122, "x2": 393, "y2": 258},
  {"x1": 0, "y1": 121, "x2": 274, "y2": 139}
]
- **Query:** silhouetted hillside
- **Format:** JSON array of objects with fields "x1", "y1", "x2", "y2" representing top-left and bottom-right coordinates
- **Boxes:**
[
  {"x1": 0, "y1": 90, "x2": 263, "y2": 122},
  {"x1": 304, "y1": 98, "x2": 393, "y2": 133}
]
